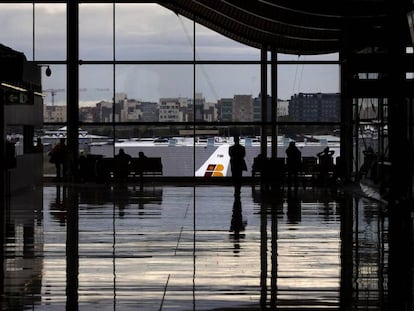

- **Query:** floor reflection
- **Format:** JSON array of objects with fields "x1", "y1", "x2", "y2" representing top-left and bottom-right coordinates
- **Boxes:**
[{"x1": 1, "y1": 182, "x2": 408, "y2": 310}]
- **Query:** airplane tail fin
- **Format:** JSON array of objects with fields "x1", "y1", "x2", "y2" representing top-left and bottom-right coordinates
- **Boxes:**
[{"x1": 195, "y1": 145, "x2": 230, "y2": 177}]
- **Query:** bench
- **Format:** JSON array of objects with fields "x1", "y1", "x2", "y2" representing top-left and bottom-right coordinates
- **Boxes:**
[
  {"x1": 252, "y1": 155, "x2": 337, "y2": 187},
  {"x1": 299, "y1": 156, "x2": 318, "y2": 186},
  {"x1": 96, "y1": 157, "x2": 163, "y2": 181},
  {"x1": 252, "y1": 156, "x2": 286, "y2": 185},
  {"x1": 129, "y1": 157, "x2": 163, "y2": 177}
]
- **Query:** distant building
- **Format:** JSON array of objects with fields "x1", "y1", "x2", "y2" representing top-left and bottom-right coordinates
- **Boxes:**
[
  {"x1": 252, "y1": 93, "x2": 272, "y2": 122},
  {"x1": 79, "y1": 106, "x2": 97, "y2": 122},
  {"x1": 159, "y1": 98, "x2": 181, "y2": 122},
  {"x1": 233, "y1": 95, "x2": 253, "y2": 122},
  {"x1": 277, "y1": 99, "x2": 289, "y2": 118},
  {"x1": 218, "y1": 98, "x2": 233, "y2": 122},
  {"x1": 140, "y1": 101, "x2": 159, "y2": 122},
  {"x1": 203, "y1": 102, "x2": 217, "y2": 122},
  {"x1": 289, "y1": 92, "x2": 340, "y2": 122},
  {"x1": 194, "y1": 93, "x2": 205, "y2": 122},
  {"x1": 44, "y1": 105, "x2": 67, "y2": 122},
  {"x1": 96, "y1": 100, "x2": 113, "y2": 122}
]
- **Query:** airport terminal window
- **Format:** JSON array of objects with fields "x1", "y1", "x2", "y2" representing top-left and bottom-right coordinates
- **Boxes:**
[
  {"x1": 0, "y1": 3, "x2": 33, "y2": 59},
  {"x1": 79, "y1": 65, "x2": 113, "y2": 123},
  {"x1": 0, "y1": 1, "x2": 340, "y2": 177},
  {"x1": 115, "y1": 3, "x2": 194, "y2": 61},
  {"x1": 79, "y1": 3, "x2": 113, "y2": 61},
  {"x1": 195, "y1": 64, "x2": 261, "y2": 122},
  {"x1": 195, "y1": 23, "x2": 260, "y2": 61},
  {"x1": 115, "y1": 64, "x2": 193, "y2": 123},
  {"x1": 275, "y1": 64, "x2": 341, "y2": 127},
  {"x1": 34, "y1": 3, "x2": 66, "y2": 61},
  {"x1": 42, "y1": 65, "x2": 67, "y2": 122}
]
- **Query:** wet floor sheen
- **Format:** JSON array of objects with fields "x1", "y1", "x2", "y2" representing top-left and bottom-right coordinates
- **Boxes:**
[{"x1": 3, "y1": 183, "x2": 389, "y2": 310}]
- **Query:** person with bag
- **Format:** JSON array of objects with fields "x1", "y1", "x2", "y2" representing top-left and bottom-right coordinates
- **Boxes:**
[
  {"x1": 49, "y1": 138, "x2": 68, "y2": 181},
  {"x1": 229, "y1": 135, "x2": 247, "y2": 192},
  {"x1": 286, "y1": 141, "x2": 301, "y2": 188}
]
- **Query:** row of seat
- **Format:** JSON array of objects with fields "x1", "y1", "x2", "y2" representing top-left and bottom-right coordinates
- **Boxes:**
[
  {"x1": 252, "y1": 156, "x2": 340, "y2": 186},
  {"x1": 79, "y1": 155, "x2": 163, "y2": 181}
]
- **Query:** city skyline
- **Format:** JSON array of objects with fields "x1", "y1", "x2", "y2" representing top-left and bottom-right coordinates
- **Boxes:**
[{"x1": 43, "y1": 91, "x2": 345, "y2": 124}]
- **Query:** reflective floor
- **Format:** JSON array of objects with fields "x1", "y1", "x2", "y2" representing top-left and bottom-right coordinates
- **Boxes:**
[{"x1": 1, "y1": 181, "x2": 407, "y2": 310}]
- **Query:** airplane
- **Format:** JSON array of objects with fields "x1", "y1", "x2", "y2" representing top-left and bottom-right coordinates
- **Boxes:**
[{"x1": 195, "y1": 144, "x2": 230, "y2": 177}]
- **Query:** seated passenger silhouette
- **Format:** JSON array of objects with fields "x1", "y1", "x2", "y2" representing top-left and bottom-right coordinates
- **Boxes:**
[{"x1": 317, "y1": 147, "x2": 334, "y2": 186}]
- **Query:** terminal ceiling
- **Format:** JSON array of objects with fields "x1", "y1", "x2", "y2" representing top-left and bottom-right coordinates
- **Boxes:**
[{"x1": 160, "y1": 0, "x2": 413, "y2": 55}]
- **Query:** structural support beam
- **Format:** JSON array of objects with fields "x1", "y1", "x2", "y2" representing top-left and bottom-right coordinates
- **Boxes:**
[
  {"x1": 339, "y1": 50, "x2": 353, "y2": 182},
  {"x1": 261, "y1": 47, "x2": 268, "y2": 158},
  {"x1": 67, "y1": 1, "x2": 79, "y2": 180},
  {"x1": 271, "y1": 50, "x2": 278, "y2": 159}
]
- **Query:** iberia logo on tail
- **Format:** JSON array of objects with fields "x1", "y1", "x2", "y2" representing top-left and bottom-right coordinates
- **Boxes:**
[
  {"x1": 195, "y1": 145, "x2": 230, "y2": 177},
  {"x1": 204, "y1": 164, "x2": 225, "y2": 177}
]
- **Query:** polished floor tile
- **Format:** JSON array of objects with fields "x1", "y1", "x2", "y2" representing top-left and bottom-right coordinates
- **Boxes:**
[{"x1": 1, "y1": 182, "x2": 393, "y2": 310}]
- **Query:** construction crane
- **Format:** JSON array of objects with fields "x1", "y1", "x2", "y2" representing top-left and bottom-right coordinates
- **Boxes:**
[
  {"x1": 43, "y1": 88, "x2": 110, "y2": 106},
  {"x1": 43, "y1": 88, "x2": 64, "y2": 106}
]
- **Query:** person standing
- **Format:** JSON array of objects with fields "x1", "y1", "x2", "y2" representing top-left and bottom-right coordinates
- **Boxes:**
[
  {"x1": 229, "y1": 136, "x2": 247, "y2": 192},
  {"x1": 33, "y1": 137, "x2": 43, "y2": 153},
  {"x1": 49, "y1": 138, "x2": 68, "y2": 181},
  {"x1": 114, "y1": 148, "x2": 132, "y2": 181},
  {"x1": 285, "y1": 141, "x2": 301, "y2": 188}
]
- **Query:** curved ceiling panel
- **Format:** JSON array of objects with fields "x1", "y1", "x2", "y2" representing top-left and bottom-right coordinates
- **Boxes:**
[{"x1": 161, "y1": 0, "x2": 403, "y2": 55}]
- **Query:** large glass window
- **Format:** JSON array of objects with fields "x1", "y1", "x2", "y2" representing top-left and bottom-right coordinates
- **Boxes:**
[
  {"x1": 79, "y1": 65, "x2": 113, "y2": 123},
  {"x1": 42, "y1": 65, "x2": 67, "y2": 122},
  {"x1": 0, "y1": 2, "x2": 341, "y2": 177},
  {"x1": 115, "y1": 64, "x2": 193, "y2": 123},
  {"x1": 115, "y1": 3, "x2": 194, "y2": 60},
  {"x1": 79, "y1": 3, "x2": 113, "y2": 60},
  {"x1": 0, "y1": 4, "x2": 33, "y2": 59},
  {"x1": 195, "y1": 24, "x2": 259, "y2": 61},
  {"x1": 34, "y1": 3, "x2": 66, "y2": 61}
]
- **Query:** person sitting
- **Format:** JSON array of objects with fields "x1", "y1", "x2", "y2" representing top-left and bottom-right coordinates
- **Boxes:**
[{"x1": 316, "y1": 147, "x2": 334, "y2": 186}]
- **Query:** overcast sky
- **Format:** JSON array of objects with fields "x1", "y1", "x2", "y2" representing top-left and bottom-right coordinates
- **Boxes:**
[{"x1": 0, "y1": 3, "x2": 339, "y2": 106}]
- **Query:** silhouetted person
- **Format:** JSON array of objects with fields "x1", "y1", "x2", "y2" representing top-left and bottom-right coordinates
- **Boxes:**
[
  {"x1": 358, "y1": 146, "x2": 377, "y2": 181},
  {"x1": 113, "y1": 183, "x2": 129, "y2": 217},
  {"x1": 137, "y1": 151, "x2": 148, "y2": 187},
  {"x1": 317, "y1": 147, "x2": 334, "y2": 186},
  {"x1": 33, "y1": 137, "x2": 43, "y2": 153},
  {"x1": 285, "y1": 141, "x2": 301, "y2": 188},
  {"x1": 229, "y1": 136, "x2": 246, "y2": 193},
  {"x1": 49, "y1": 138, "x2": 68, "y2": 181},
  {"x1": 138, "y1": 151, "x2": 147, "y2": 159},
  {"x1": 50, "y1": 184, "x2": 67, "y2": 226},
  {"x1": 252, "y1": 153, "x2": 266, "y2": 176},
  {"x1": 114, "y1": 148, "x2": 132, "y2": 181},
  {"x1": 229, "y1": 192, "x2": 246, "y2": 253},
  {"x1": 287, "y1": 188, "x2": 301, "y2": 224}
]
